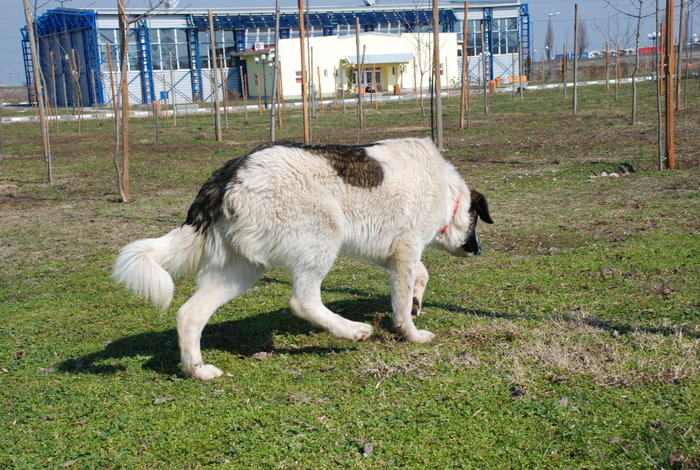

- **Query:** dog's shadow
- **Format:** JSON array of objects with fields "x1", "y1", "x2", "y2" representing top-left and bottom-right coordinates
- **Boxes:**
[{"x1": 58, "y1": 294, "x2": 395, "y2": 377}]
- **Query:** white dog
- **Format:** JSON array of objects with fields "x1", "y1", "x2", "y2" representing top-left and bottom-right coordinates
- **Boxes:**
[{"x1": 112, "y1": 137, "x2": 492, "y2": 380}]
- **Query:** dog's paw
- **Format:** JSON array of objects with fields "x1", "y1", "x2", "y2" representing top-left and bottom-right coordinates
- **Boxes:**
[
  {"x1": 344, "y1": 322, "x2": 373, "y2": 342},
  {"x1": 189, "y1": 364, "x2": 224, "y2": 381},
  {"x1": 406, "y1": 329, "x2": 435, "y2": 343}
]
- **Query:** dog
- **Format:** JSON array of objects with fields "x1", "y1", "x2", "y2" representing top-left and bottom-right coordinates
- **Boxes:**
[{"x1": 112, "y1": 137, "x2": 493, "y2": 380}]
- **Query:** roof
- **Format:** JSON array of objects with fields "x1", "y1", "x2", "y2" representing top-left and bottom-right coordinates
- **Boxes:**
[{"x1": 188, "y1": 9, "x2": 459, "y2": 30}]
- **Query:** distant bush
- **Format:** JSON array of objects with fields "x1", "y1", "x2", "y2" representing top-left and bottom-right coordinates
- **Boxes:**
[{"x1": 0, "y1": 86, "x2": 27, "y2": 104}]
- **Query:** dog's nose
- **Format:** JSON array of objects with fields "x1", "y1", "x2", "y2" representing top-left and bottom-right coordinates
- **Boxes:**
[{"x1": 461, "y1": 232, "x2": 482, "y2": 256}]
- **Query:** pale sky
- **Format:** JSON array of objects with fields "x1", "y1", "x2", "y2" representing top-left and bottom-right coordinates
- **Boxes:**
[{"x1": 1, "y1": 0, "x2": 685, "y2": 86}]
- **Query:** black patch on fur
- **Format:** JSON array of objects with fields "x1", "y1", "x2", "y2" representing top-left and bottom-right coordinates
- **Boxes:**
[
  {"x1": 183, "y1": 142, "x2": 383, "y2": 234},
  {"x1": 278, "y1": 141, "x2": 384, "y2": 188},
  {"x1": 184, "y1": 143, "x2": 277, "y2": 233},
  {"x1": 462, "y1": 232, "x2": 482, "y2": 255},
  {"x1": 470, "y1": 191, "x2": 493, "y2": 224}
]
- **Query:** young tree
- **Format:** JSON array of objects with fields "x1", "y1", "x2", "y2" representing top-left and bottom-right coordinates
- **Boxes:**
[
  {"x1": 603, "y1": 0, "x2": 655, "y2": 124},
  {"x1": 545, "y1": 18, "x2": 554, "y2": 62},
  {"x1": 114, "y1": 0, "x2": 166, "y2": 203},
  {"x1": 400, "y1": 1, "x2": 447, "y2": 117},
  {"x1": 24, "y1": 0, "x2": 53, "y2": 184},
  {"x1": 578, "y1": 20, "x2": 590, "y2": 57}
]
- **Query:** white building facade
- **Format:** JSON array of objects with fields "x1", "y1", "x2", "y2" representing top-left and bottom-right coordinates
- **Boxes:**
[{"x1": 22, "y1": 2, "x2": 530, "y2": 107}]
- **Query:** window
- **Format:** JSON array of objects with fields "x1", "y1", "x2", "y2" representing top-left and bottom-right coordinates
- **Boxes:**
[
  {"x1": 149, "y1": 29, "x2": 189, "y2": 70},
  {"x1": 99, "y1": 29, "x2": 118, "y2": 71},
  {"x1": 99, "y1": 28, "x2": 190, "y2": 72},
  {"x1": 465, "y1": 18, "x2": 518, "y2": 56},
  {"x1": 492, "y1": 18, "x2": 519, "y2": 54},
  {"x1": 198, "y1": 29, "x2": 239, "y2": 69},
  {"x1": 466, "y1": 20, "x2": 483, "y2": 56}
]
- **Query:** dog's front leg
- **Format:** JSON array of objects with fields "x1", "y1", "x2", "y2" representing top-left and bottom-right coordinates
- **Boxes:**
[{"x1": 388, "y1": 243, "x2": 435, "y2": 343}]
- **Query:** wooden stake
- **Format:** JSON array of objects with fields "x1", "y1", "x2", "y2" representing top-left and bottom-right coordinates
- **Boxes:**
[
  {"x1": 333, "y1": 66, "x2": 338, "y2": 109},
  {"x1": 562, "y1": 43, "x2": 567, "y2": 99},
  {"x1": 240, "y1": 66, "x2": 248, "y2": 120},
  {"x1": 432, "y1": 0, "x2": 443, "y2": 150},
  {"x1": 298, "y1": 0, "x2": 310, "y2": 143},
  {"x1": 605, "y1": 42, "x2": 610, "y2": 92},
  {"x1": 413, "y1": 56, "x2": 418, "y2": 108},
  {"x1": 518, "y1": 39, "x2": 523, "y2": 101},
  {"x1": 91, "y1": 69, "x2": 98, "y2": 124},
  {"x1": 117, "y1": 0, "x2": 130, "y2": 201},
  {"x1": 459, "y1": 2, "x2": 469, "y2": 129},
  {"x1": 278, "y1": 62, "x2": 285, "y2": 122},
  {"x1": 355, "y1": 17, "x2": 364, "y2": 130},
  {"x1": 169, "y1": 52, "x2": 177, "y2": 126},
  {"x1": 317, "y1": 66, "x2": 324, "y2": 115},
  {"x1": 675, "y1": 0, "x2": 686, "y2": 111},
  {"x1": 616, "y1": 44, "x2": 621, "y2": 99},
  {"x1": 481, "y1": 24, "x2": 488, "y2": 114},
  {"x1": 208, "y1": 9, "x2": 222, "y2": 141},
  {"x1": 163, "y1": 74, "x2": 168, "y2": 121},
  {"x1": 270, "y1": 0, "x2": 281, "y2": 141},
  {"x1": 50, "y1": 50, "x2": 59, "y2": 131},
  {"x1": 664, "y1": 0, "x2": 675, "y2": 169},
  {"x1": 219, "y1": 55, "x2": 229, "y2": 129},
  {"x1": 512, "y1": 49, "x2": 516, "y2": 100},
  {"x1": 659, "y1": 22, "x2": 664, "y2": 95},
  {"x1": 23, "y1": 0, "x2": 52, "y2": 184},
  {"x1": 256, "y1": 72, "x2": 263, "y2": 116},
  {"x1": 373, "y1": 65, "x2": 378, "y2": 110},
  {"x1": 71, "y1": 48, "x2": 83, "y2": 134},
  {"x1": 445, "y1": 56, "x2": 449, "y2": 99},
  {"x1": 572, "y1": 3, "x2": 579, "y2": 114}
]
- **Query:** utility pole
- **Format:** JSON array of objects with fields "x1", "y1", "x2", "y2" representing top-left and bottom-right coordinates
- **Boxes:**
[{"x1": 23, "y1": 0, "x2": 53, "y2": 184}]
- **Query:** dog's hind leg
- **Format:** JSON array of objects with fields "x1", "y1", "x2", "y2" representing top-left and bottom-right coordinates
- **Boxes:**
[
  {"x1": 177, "y1": 256, "x2": 263, "y2": 380},
  {"x1": 411, "y1": 262, "x2": 429, "y2": 317},
  {"x1": 289, "y1": 271, "x2": 374, "y2": 342},
  {"x1": 388, "y1": 242, "x2": 435, "y2": 343}
]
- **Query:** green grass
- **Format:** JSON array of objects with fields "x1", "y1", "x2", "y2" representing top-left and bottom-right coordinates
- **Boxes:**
[{"x1": 1, "y1": 81, "x2": 699, "y2": 468}]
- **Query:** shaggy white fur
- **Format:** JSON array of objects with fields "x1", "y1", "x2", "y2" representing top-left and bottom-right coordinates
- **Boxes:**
[{"x1": 112, "y1": 137, "x2": 492, "y2": 380}]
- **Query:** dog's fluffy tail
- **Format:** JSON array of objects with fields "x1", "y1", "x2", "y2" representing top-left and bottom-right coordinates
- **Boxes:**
[{"x1": 112, "y1": 224, "x2": 204, "y2": 310}]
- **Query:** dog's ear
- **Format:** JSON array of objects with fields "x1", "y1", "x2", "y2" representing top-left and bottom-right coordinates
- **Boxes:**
[{"x1": 471, "y1": 190, "x2": 494, "y2": 224}]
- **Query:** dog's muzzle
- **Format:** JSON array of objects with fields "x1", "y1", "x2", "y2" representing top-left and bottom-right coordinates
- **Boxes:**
[{"x1": 461, "y1": 231, "x2": 482, "y2": 256}]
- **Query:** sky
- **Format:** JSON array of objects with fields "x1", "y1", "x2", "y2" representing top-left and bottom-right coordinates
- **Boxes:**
[{"x1": 1, "y1": 0, "x2": 688, "y2": 86}]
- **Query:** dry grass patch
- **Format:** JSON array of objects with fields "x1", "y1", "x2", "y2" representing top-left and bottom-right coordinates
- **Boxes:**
[
  {"x1": 354, "y1": 317, "x2": 700, "y2": 390},
  {"x1": 449, "y1": 316, "x2": 700, "y2": 388}
]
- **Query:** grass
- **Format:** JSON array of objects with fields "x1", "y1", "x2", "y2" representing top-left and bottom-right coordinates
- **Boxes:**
[{"x1": 1, "y1": 81, "x2": 699, "y2": 468}]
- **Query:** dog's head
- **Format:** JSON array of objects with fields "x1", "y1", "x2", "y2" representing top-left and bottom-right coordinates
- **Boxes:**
[
  {"x1": 459, "y1": 190, "x2": 493, "y2": 256},
  {"x1": 435, "y1": 190, "x2": 493, "y2": 257}
]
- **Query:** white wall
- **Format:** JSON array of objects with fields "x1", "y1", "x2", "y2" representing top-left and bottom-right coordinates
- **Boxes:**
[{"x1": 270, "y1": 32, "x2": 459, "y2": 100}]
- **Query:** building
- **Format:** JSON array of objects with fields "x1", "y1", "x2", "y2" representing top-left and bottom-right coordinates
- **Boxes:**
[{"x1": 22, "y1": 1, "x2": 530, "y2": 108}]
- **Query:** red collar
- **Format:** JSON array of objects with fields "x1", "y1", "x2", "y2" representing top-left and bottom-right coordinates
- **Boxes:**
[{"x1": 439, "y1": 197, "x2": 460, "y2": 234}]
